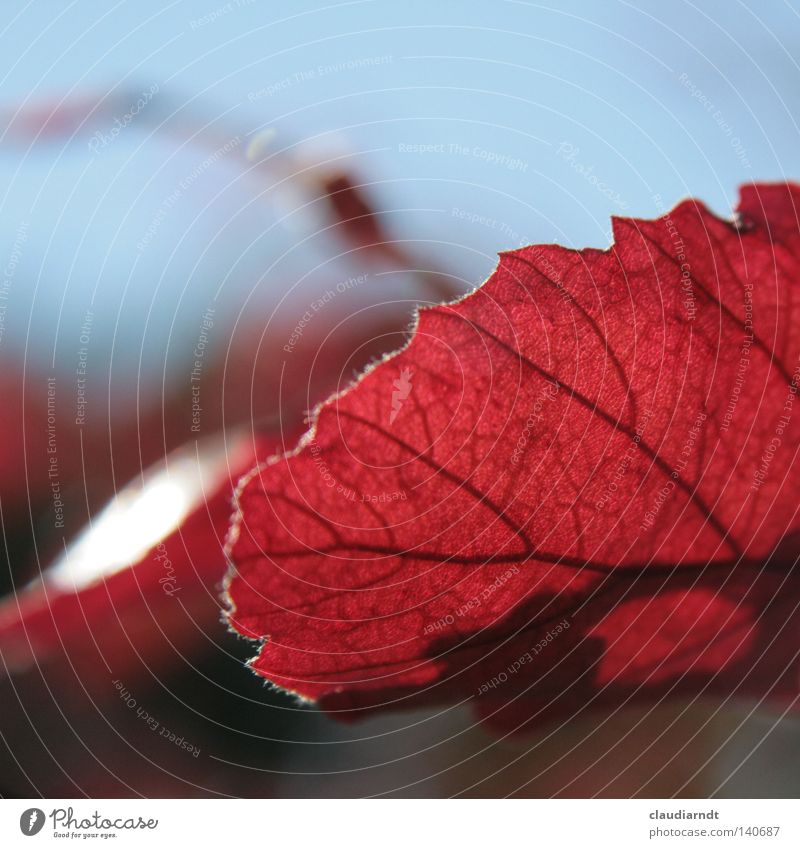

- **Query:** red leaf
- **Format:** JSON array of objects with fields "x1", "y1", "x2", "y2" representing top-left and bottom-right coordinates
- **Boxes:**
[
  {"x1": 0, "y1": 431, "x2": 284, "y2": 688},
  {"x1": 225, "y1": 183, "x2": 800, "y2": 729}
]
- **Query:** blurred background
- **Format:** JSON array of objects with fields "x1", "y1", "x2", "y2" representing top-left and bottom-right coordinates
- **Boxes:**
[{"x1": 0, "y1": 0, "x2": 799, "y2": 797}]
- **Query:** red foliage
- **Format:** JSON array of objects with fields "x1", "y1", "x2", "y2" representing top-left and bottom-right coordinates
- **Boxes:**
[
  {"x1": 226, "y1": 183, "x2": 800, "y2": 729},
  {"x1": 0, "y1": 432, "x2": 284, "y2": 688}
]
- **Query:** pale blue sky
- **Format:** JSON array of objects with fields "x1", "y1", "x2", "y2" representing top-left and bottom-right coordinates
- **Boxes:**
[{"x1": 2, "y1": 0, "x2": 799, "y2": 394}]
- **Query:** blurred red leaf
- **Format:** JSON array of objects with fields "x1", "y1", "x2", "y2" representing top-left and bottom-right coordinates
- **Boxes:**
[
  {"x1": 225, "y1": 183, "x2": 800, "y2": 729},
  {"x1": 0, "y1": 431, "x2": 284, "y2": 688}
]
